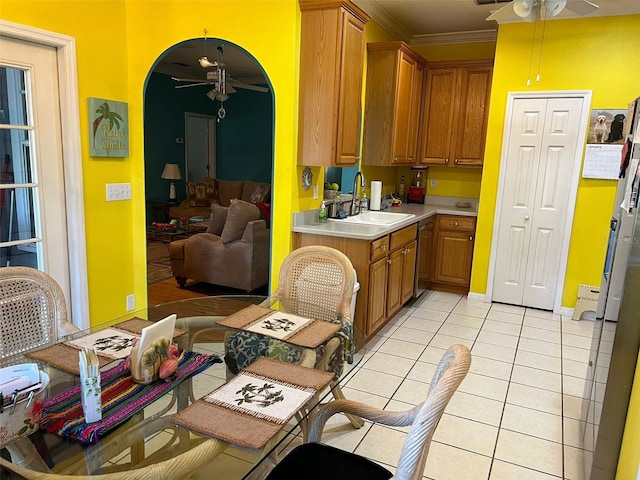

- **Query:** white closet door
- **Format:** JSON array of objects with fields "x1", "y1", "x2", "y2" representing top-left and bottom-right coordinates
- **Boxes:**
[{"x1": 493, "y1": 97, "x2": 584, "y2": 309}]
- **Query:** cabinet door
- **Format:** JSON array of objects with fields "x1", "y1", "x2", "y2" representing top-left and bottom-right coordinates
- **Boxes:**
[
  {"x1": 418, "y1": 220, "x2": 434, "y2": 287},
  {"x1": 433, "y1": 230, "x2": 474, "y2": 286},
  {"x1": 391, "y1": 52, "x2": 417, "y2": 165},
  {"x1": 452, "y1": 66, "x2": 492, "y2": 166},
  {"x1": 368, "y1": 256, "x2": 388, "y2": 335},
  {"x1": 401, "y1": 240, "x2": 417, "y2": 304},
  {"x1": 419, "y1": 68, "x2": 458, "y2": 165},
  {"x1": 336, "y1": 10, "x2": 366, "y2": 165},
  {"x1": 386, "y1": 248, "x2": 403, "y2": 316}
]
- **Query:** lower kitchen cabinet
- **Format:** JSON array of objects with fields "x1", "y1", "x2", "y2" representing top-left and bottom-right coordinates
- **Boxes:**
[
  {"x1": 293, "y1": 223, "x2": 417, "y2": 348},
  {"x1": 430, "y1": 215, "x2": 476, "y2": 293}
]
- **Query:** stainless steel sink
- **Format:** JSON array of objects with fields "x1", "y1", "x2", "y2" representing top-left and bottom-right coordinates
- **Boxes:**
[{"x1": 329, "y1": 211, "x2": 415, "y2": 226}]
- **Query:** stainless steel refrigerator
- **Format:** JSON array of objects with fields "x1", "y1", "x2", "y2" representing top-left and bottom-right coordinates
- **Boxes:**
[{"x1": 589, "y1": 96, "x2": 640, "y2": 479}]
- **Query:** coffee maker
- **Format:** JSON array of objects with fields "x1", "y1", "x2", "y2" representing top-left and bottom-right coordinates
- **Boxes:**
[{"x1": 408, "y1": 166, "x2": 427, "y2": 204}]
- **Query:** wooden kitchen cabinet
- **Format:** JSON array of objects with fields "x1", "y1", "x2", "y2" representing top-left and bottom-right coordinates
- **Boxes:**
[
  {"x1": 293, "y1": 223, "x2": 417, "y2": 347},
  {"x1": 362, "y1": 42, "x2": 425, "y2": 166},
  {"x1": 431, "y1": 215, "x2": 476, "y2": 293},
  {"x1": 297, "y1": 0, "x2": 369, "y2": 166},
  {"x1": 419, "y1": 61, "x2": 493, "y2": 167}
]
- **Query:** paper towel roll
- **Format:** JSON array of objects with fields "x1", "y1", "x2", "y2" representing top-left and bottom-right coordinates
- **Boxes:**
[{"x1": 370, "y1": 181, "x2": 382, "y2": 211}]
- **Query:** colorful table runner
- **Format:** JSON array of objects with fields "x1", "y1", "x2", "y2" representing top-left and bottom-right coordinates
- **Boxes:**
[
  {"x1": 40, "y1": 350, "x2": 221, "y2": 445},
  {"x1": 216, "y1": 304, "x2": 341, "y2": 348}
]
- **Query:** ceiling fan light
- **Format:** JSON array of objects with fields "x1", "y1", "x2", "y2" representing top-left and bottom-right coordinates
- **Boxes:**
[
  {"x1": 545, "y1": 0, "x2": 567, "y2": 17},
  {"x1": 513, "y1": 0, "x2": 535, "y2": 18},
  {"x1": 198, "y1": 56, "x2": 217, "y2": 68}
]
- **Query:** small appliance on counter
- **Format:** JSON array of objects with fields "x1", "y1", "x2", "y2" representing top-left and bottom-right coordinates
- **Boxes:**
[{"x1": 408, "y1": 166, "x2": 427, "y2": 204}]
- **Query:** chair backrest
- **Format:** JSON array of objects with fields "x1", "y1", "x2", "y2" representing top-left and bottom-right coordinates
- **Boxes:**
[
  {"x1": 0, "y1": 266, "x2": 77, "y2": 358},
  {"x1": 274, "y1": 246, "x2": 356, "y2": 321},
  {"x1": 396, "y1": 344, "x2": 471, "y2": 480}
]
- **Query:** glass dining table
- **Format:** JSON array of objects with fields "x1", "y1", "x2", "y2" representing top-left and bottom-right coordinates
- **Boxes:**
[{"x1": 0, "y1": 295, "x2": 366, "y2": 479}]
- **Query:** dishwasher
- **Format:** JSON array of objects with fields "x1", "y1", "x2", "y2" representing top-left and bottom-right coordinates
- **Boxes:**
[{"x1": 413, "y1": 218, "x2": 428, "y2": 299}]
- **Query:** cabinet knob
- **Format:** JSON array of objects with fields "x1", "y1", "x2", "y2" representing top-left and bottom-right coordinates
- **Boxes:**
[
  {"x1": 469, "y1": 236, "x2": 473, "y2": 241},
  {"x1": 445, "y1": 158, "x2": 449, "y2": 164},
  {"x1": 454, "y1": 221, "x2": 458, "y2": 227},
  {"x1": 454, "y1": 158, "x2": 458, "y2": 164},
  {"x1": 524, "y1": 215, "x2": 530, "y2": 221},
  {"x1": 387, "y1": 258, "x2": 392, "y2": 264}
]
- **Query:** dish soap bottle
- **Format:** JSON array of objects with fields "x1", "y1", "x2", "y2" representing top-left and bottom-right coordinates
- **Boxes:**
[
  {"x1": 318, "y1": 201, "x2": 328, "y2": 222},
  {"x1": 361, "y1": 190, "x2": 369, "y2": 211}
]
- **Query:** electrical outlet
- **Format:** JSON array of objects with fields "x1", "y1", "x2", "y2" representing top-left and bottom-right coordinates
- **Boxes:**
[
  {"x1": 430, "y1": 178, "x2": 437, "y2": 188},
  {"x1": 106, "y1": 183, "x2": 132, "y2": 201},
  {"x1": 126, "y1": 294, "x2": 135, "y2": 311}
]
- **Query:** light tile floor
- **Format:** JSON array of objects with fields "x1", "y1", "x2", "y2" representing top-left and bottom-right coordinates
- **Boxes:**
[
  {"x1": 272, "y1": 290, "x2": 615, "y2": 480},
  {"x1": 100, "y1": 291, "x2": 614, "y2": 479}
]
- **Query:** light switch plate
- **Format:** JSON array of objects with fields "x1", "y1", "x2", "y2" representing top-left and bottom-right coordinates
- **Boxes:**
[{"x1": 106, "y1": 183, "x2": 132, "y2": 201}]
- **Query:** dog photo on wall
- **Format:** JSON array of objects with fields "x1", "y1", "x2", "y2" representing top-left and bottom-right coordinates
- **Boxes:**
[{"x1": 588, "y1": 109, "x2": 627, "y2": 145}]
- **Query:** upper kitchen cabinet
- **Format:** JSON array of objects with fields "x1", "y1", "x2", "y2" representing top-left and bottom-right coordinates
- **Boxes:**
[
  {"x1": 419, "y1": 61, "x2": 493, "y2": 167},
  {"x1": 362, "y1": 42, "x2": 426, "y2": 166},
  {"x1": 297, "y1": 0, "x2": 369, "y2": 166}
]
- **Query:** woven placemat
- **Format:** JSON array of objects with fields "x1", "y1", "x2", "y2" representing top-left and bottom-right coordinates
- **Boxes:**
[
  {"x1": 217, "y1": 305, "x2": 341, "y2": 349},
  {"x1": 26, "y1": 343, "x2": 112, "y2": 375},
  {"x1": 172, "y1": 358, "x2": 333, "y2": 450},
  {"x1": 25, "y1": 319, "x2": 186, "y2": 375},
  {"x1": 114, "y1": 318, "x2": 187, "y2": 338}
]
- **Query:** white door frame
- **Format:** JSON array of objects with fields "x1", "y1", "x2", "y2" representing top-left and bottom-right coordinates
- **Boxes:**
[
  {"x1": 0, "y1": 20, "x2": 89, "y2": 329},
  {"x1": 485, "y1": 90, "x2": 592, "y2": 314}
]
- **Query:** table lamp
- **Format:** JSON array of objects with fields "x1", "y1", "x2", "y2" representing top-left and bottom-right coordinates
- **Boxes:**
[{"x1": 161, "y1": 163, "x2": 182, "y2": 204}]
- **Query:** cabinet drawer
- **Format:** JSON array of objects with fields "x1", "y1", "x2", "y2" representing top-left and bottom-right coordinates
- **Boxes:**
[
  {"x1": 370, "y1": 236, "x2": 389, "y2": 261},
  {"x1": 390, "y1": 224, "x2": 418, "y2": 250},
  {"x1": 437, "y1": 215, "x2": 476, "y2": 232}
]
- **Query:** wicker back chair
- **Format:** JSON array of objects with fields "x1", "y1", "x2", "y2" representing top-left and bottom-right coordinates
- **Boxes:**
[
  {"x1": 0, "y1": 266, "x2": 78, "y2": 359},
  {"x1": 273, "y1": 245, "x2": 356, "y2": 321},
  {"x1": 224, "y1": 246, "x2": 363, "y2": 430},
  {"x1": 265, "y1": 344, "x2": 471, "y2": 480}
]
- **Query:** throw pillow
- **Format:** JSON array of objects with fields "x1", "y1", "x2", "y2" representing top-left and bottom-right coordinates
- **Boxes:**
[
  {"x1": 206, "y1": 203, "x2": 229, "y2": 236},
  {"x1": 220, "y1": 199, "x2": 261, "y2": 244},
  {"x1": 217, "y1": 179, "x2": 245, "y2": 207},
  {"x1": 242, "y1": 180, "x2": 271, "y2": 204},
  {"x1": 187, "y1": 181, "x2": 214, "y2": 207},
  {"x1": 254, "y1": 202, "x2": 271, "y2": 227}
]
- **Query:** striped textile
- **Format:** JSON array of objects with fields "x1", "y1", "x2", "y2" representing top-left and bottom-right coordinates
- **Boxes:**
[{"x1": 41, "y1": 350, "x2": 221, "y2": 444}]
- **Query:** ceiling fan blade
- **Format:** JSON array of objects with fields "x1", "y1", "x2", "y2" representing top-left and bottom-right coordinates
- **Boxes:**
[
  {"x1": 227, "y1": 79, "x2": 269, "y2": 93},
  {"x1": 174, "y1": 82, "x2": 211, "y2": 89},
  {"x1": 565, "y1": 0, "x2": 599, "y2": 16},
  {"x1": 486, "y1": 1, "x2": 518, "y2": 21},
  {"x1": 172, "y1": 76, "x2": 212, "y2": 83}
]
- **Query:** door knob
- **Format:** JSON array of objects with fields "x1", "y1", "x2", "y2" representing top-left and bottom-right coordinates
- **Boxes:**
[{"x1": 524, "y1": 215, "x2": 530, "y2": 221}]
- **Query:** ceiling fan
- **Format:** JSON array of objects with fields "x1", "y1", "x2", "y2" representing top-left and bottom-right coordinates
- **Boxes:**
[
  {"x1": 171, "y1": 69, "x2": 269, "y2": 93},
  {"x1": 486, "y1": 0, "x2": 599, "y2": 23}
]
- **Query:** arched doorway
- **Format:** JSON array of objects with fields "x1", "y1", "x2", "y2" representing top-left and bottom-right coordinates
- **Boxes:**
[{"x1": 143, "y1": 37, "x2": 274, "y2": 300}]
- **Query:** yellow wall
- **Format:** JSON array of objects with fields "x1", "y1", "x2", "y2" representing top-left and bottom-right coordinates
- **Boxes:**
[
  {"x1": 0, "y1": 0, "x2": 301, "y2": 324},
  {"x1": 471, "y1": 15, "x2": 640, "y2": 309},
  {"x1": 617, "y1": 348, "x2": 640, "y2": 479}
]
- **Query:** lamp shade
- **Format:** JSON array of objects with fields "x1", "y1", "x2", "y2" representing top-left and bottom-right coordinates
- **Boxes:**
[{"x1": 161, "y1": 163, "x2": 182, "y2": 180}]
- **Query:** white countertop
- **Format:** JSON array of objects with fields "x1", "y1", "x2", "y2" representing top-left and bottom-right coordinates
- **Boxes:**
[{"x1": 292, "y1": 197, "x2": 478, "y2": 240}]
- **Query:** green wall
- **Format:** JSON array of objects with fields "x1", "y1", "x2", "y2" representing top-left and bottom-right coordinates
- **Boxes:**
[{"x1": 144, "y1": 71, "x2": 273, "y2": 206}]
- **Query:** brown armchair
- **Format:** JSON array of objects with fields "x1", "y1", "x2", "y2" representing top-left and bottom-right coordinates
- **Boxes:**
[{"x1": 168, "y1": 199, "x2": 270, "y2": 291}]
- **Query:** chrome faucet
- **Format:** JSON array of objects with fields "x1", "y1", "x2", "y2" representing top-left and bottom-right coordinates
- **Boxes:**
[{"x1": 350, "y1": 171, "x2": 366, "y2": 216}]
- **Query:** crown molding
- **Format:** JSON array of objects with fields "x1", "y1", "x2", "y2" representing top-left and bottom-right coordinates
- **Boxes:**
[
  {"x1": 352, "y1": 0, "x2": 412, "y2": 43},
  {"x1": 410, "y1": 29, "x2": 498, "y2": 46}
]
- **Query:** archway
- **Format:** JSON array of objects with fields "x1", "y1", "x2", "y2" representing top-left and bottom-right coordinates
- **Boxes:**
[{"x1": 143, "y1": 37, "x2": 274, "y2": 297}]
